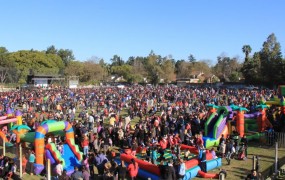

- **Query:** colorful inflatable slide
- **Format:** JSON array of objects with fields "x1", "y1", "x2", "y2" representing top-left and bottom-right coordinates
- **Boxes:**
[
  {"x1": 34, "y1": 121, "x2": 83, "y2": 175},
  {"x1": 0, "y1": 110, "x2": 19, "y2": 147},
  {"x1": 203, "y1": 106, "x2": 230, "y2": 148}
]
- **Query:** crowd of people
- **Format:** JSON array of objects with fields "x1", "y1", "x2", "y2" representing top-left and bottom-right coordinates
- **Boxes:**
[{"x1": 0, "y1": 85, "x2": 281, "y2": 179}]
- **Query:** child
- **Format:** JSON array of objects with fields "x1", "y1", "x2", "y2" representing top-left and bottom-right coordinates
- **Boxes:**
[
  {"x1": 6, "y1": 162, "x2": 16, "y2": 180},
  {"x1": 184, "y1": 149, "x2": 191, "y2": 160},
  {"x1": 22, "y1": 155, "x2": 27, "y2": 175},
  {"x1": 151, "y1": 147, "x2": 158, "y2": 165},
  {"x1": 57, "y1": 142, "x2": 64, "y2": 155},
  {"x1": 210, "y1": 148, "x2": 217, "y2": 159}
]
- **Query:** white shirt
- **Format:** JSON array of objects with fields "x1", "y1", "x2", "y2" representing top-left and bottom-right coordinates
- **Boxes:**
[{"x1": 89, "y1": 115, "x2": 94, "y2": 123}]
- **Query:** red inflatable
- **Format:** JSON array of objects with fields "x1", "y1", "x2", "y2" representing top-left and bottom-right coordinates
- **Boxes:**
[
  {"x1": 185, "y1": 159, "x2": 199, "y2": 169},
  {"x1": 198, "y1": 170, "x2": 219, "y2": 179},
  {"x1": 120, "y1": 154, "x2": 161, "y2": 176},
  {"x1": 205, "y1": 151, "x2": 213, "y2": 160},
  {"x1": 180, "y1": 144, "x2": 199, "y2": 154},
  {"x1": 124, "y1": 148, "x2": 132, "y2": 155}
]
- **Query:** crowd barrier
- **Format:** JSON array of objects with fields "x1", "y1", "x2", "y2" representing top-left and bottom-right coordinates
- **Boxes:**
[{"x1": 264, "y1": 131, "x2": 285, "y2": 148}]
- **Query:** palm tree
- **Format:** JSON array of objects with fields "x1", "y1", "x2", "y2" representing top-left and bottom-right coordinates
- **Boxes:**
[{"x1": 242, "y1": 45, "x2": 252, "y2": 61}]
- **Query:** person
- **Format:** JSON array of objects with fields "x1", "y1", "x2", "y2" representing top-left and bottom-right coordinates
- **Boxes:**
[
  {"x1": 127, "y1": 158, "x2": 138, "y2": 180},
  {"x1": 6, "y1": 162, "x2": 16, "y2": 179},
  {"x1": 158, "y1": 159, "x2": 168, "y2": 180},
  {"x1": 178, "y1": 159, "x2": 186, "y2": 180},
  {"x1": 58, "y1": 142, "x2": 64, "y2": 155},
  {"x1": 28, "y1": 150, "x2": 35, "y2": 175},
  {"x1": 210, "y1": 148, "x2": 217, "y2": 159},
  {"x1": 95, "y1": 150, "x2": 108, "y2": 175},
  {"x1": 151, "y1": 147, "x2": 158, "y2": 165},
  {"x1": 22, "y1": 154, "x2": 28, "y2": 175},
  {"x1": 241, "y1": 135, "x2": 248, "y2": 158},
  {"x1": 56, "y1": 161, "x2": 64, "y2": 177},
  {"x1": 246, "y1": 169, "x2": 258, "y2": 180},
  {"x1": 0, "y1": 154, "x2": 4, "y2": 175},
  {"x1": 218, "y1": 134, "x2": 225, "y2": 151},
  {"x1": 82, "y1": 166, "x2": 90, "y2": 180},
  {"x1": 225, "y1": 140, "x2": 233, "y2": 165},
  {"x1": 88, "y1": 113, "x2": 94, "y2": 131},
  {"x1": 118, "y1": 160, "x2": 127, "y2": 180},
  {"x1": 71, "y1": 166, "x2": 84, "y2": 180},
  {"x1": 219, "y1": 141, "x2": 226, "y2": 158},
  {"x1": 219, "y1": 169, "x2": 227, "y2": 178},
  {"x1": 81, "y1": 155, "x2": 89, "y2": 173},
  {"x1": 184, "y1": 149, "x2": 191, "y2": 160},
  {"x1": 59, "y1": 170, "x2": 70, "y2": 180},
  {"x1": 81, "y1": 136, "x2": 89, "y2": 157},
  {"x1": 167, "y1": 159, "x2": 176, "y2": 180}
]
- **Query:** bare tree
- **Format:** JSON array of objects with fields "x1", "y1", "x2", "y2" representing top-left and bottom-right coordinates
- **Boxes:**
[{"x1": 0, "y1": 67, "x2": 8, "y2": 83}]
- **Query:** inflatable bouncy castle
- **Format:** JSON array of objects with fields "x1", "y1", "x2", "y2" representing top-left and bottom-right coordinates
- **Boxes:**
[{"x1": 119, "y1": 144, "x2": 222, "y2": 180}]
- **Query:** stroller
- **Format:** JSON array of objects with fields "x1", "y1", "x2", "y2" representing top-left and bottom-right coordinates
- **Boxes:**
[{"x1": 237, "y1": 144, "x2": 246, "y2": 160}]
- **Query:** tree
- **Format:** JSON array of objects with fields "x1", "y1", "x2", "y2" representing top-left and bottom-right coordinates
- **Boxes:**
[
  {"x1": 242, "y1": 45, "x2": 252, "y2": 62},
  {"x1": 213, "y1": 55, "x2": 241, "y2": 82},
  {"x1": 46, "y1": 45, "x2": 57, "y2": 54},
  {"x1": 145, "y1": 51, "x2": 163, "y2": 85},
  {"x1": 175, "y1": 61, "x2": 189, "y2": 78},
  {"x1": 111, "y1": 64, "x2": 134, "y2": 83},
  {"x1": 241, "y1": 52, "x2": 262, "y2": 84},
  {"x1": 0, "y1": 67, "x2": 8, "y2": 83},
  {"x1": 259, "y1": 33, "x2": 283, "y2": 84},
  {"x1": 126, "y1": 56, "x2": 135, "y2": 65},
  {"x1": 0, "y1": 47, "x2": 8, "y2": 54},
  {"x1": 6, "y1": 50, "x2": 64, "y2": 83},
  {"x1": 110, "y1": 55, "x2": 124, "y2": 66},
  {"x1": 57, "y1": 49, "x2": 75, "y2": 66},
  {"x1": 81, "y1": 60, "x2": 106, "y2": 83},
  {"x1": 188, "y1": 54, "x2": 196, "y2": 64},
  {"x1": 65, "y1": 61, "x2": 84, "y2": 78},
  {"x1": 161, "y1": 59, "x2": 176, "y2": 83}
]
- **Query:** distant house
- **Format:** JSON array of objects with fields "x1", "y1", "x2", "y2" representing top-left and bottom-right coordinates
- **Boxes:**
[
  {"x1": 205, "y1": 75, "x2": 220, "y2": 83},
  {"x1": 110, "y1": 75, "x2": 125, "y2": 82},
  {"x1": 176, "y1": 72, "x2": 204, "y2": 86}
]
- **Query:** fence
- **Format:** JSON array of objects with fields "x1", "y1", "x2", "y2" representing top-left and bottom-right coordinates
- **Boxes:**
[{"x1": 264, "y1": 131, "x2": 285, "y2": 148}]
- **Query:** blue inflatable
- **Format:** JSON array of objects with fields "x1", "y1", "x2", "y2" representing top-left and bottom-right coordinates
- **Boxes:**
[
  {"x1": 183, "y1": 166, "x2": 201, "y2": 180},
  {"x1": 206, "y1": 158, "x2": 222, "y2": 172}
]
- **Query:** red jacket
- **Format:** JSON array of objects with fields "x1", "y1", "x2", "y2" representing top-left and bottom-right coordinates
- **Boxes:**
[
  {"x1": 159, "y1": 139, "x2": 168, "y2": 150},
  {"x1": 81, "y1": 139, "x2": 89, "y2": 147}
]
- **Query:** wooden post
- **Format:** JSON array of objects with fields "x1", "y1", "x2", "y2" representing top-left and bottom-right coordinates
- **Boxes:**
[
  {"x1": 252, "y1": 155, "x2": 256, "y2": 170},
  {"x1": 19, "y1": 143, "x2": 22, "y2": 178},
  {"x1": 47, "y1": 159, "x2": 51, "y2": 180},
  {"x1": 3, "y1": 139, "x2": 5, "y2": 156},
  {"x1": 275, "y1": 141, "x2": 278, "y2": 173}
]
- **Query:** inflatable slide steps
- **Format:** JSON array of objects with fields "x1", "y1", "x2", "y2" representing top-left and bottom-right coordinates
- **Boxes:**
[
  {"x1": 65, "y1": 139, "x2": 83, "y2": 161},
  {"x1": 45, "y1": 143, "x2": 66, "y2": 167}
]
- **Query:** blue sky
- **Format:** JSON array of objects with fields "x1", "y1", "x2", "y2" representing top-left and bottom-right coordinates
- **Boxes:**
[{"x1": 1, "y1": 1, "x2": 285, "y2": 64}]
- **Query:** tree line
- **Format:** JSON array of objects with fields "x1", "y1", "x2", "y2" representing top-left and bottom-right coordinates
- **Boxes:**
[{"x1": 0, "y1": 33, "x2": 284, "y2": 85}]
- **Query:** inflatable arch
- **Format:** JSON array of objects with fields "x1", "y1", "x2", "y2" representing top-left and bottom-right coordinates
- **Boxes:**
[{"x1": 34, "y1": 121, "x2": 82, "y2": 175}]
